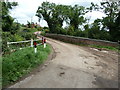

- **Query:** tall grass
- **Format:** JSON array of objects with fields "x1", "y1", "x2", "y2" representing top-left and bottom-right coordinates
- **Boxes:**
[{"x1": 2, "y1": 44, "x2": 51, "y2": 87}]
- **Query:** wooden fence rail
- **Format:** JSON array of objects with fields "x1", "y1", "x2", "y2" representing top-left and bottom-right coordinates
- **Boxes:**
[{"x1": 7, "y1": 38, "x2": 42, "y2": 48}]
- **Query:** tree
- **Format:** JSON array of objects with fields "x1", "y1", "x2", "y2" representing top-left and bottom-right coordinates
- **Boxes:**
[
  {"x1": 2, "y1": 1, "x2": 18, "y2": 32},
  {"x1": 89, "y1": 0, "x2": 120, "y2": 41},
  {"x1": 36, "y1": 2, "x2": 69, "y2": 33},
  {"x1": 113, "y1": 11, "x2": 120, "y2": 41},
  {"x1": 87, "y1": 20, "x2": 101, "y2": 39},
  {"x1": 27, "y1": 21, "x2": 31, "y2": 28},
  {"x1": 67, "y1": 5, "x2": 87, "y2": 31}
]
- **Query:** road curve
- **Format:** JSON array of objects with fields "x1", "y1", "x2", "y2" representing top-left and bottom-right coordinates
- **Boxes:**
[{"x1": 9, "y1": 38, "x2": 118, "y2": 88}]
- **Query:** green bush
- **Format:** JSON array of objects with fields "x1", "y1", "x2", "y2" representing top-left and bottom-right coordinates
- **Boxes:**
[
  {"x1": 11, "y1": 34, "x2": 24, "y2": 42},
  {"x1": 67, "y1": 26, "x2": 75, "y2": 36},
  {"x1": 2, "y1": 44, "x2": 51, "y2": 87},
  {"x1": 41, "y1": 31, "x2": 46, "y2": 36},
  {"x1": 22, "y1": 28, "x2": 38, "y2": 33},
  {"x1": 59, "y1": 28, "x2": 67, "y2": 35},
  {"x1": 74, "y1": 30, "x2": 86, "y2": 37},
  {"x1": 44, "y1": 29, "x2": 50, "y2": 33},
  {"x1": 2, "y1": 32, "x2": 11, "y2": 54},
  {"x1": 19, "y1": 32, "x2": 36, "y2": 40},
  {"x1": 10, "y1": 22, "x2": 20, "y2": 34}
]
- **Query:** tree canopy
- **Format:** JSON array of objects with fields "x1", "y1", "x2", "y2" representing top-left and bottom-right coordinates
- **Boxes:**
[
  {"x1": 2, "y1": 1, "x2": 18, "y2": 32},
  {"x1": 89, "y1": 0, "x2": 120, "y2": 41},
  {"x1": 36, "y1": 1, "x2": 120, "y2": 42},
  {"x1": 36, "y1": 2, "x2": 87, "y2": 33}
]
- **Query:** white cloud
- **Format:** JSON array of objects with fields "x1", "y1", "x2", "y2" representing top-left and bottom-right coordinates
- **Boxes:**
[
  {"x1": 10, "y1": 0, "x2": 104, "y2": 27},
  {"x1": 85, "y1": 11, "x2": 106, "y2": 23}
]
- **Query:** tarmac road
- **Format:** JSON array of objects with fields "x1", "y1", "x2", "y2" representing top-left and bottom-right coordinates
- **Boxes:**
[{"x1": 9, "y1": 38, "x2": 118, "y2": 88}]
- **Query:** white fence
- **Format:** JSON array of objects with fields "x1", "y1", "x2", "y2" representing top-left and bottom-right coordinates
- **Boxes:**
[{"x1": 7, "y1": 38, "x2": 42, "y2": 49}]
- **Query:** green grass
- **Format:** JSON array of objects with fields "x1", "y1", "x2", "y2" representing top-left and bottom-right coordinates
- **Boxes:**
[
  {"x1": 2, "y1": 44, "x2": 51, "y2": 87},
  {"x1": 88, "y1": 45, "x2": 119, "y2": 51}
]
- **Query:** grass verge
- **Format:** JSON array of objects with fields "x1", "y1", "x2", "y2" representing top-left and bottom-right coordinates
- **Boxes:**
[
  {"x1": 88, "y1": 45, "x2": 119, "y2": 51},
  {"x1": 2, "y1": 44, "x2": 51, "y2": 87},
  {"x1": 47, "y1": 37, "x2": 119, "y2": 52}
]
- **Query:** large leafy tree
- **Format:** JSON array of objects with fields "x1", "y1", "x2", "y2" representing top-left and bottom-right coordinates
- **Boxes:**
[
  {"x1": 113, "y1": 11, "x2": 120, "y2": 41},
  {"x1": 67, "y1": 5, "x2": 87, "y2": 31},
  {"x1": 90, "y1": 0, "x2": 120, "y2": 41},
  {"x1": 36, "y1": 2, "x2": 87, "y2": 33},
  {"x1": 36, "y1": 2, "x2": 68, "y2": 33},
  {"x1": 2, "y1": 1, "x2": 18, "y2": 32},
  {"x1": 86, "y1": 19, "x2": 110, "y2": 40}
]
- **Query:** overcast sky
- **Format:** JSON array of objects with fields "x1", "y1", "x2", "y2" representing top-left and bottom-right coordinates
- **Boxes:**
[{"x1": 9, "y1": 0, "x2": 106, "y2": 27}]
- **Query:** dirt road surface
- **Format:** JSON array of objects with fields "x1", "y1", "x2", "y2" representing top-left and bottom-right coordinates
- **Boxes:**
[{"x1": 9, "y1": 38, "x2": 118, "y2": 88}]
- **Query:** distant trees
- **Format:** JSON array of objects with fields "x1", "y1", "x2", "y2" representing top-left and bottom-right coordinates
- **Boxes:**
[
  {"x1": 36, "y1": 1, "x2": 120, "y2": 42},
  {"x1": 67, "y1": 5, "x2": 87, "y2": 31},
  {"x1": 36, "y1": 2, "x2": 64, "y2": 33},
  {"x1": 36, "y1": 2, "x2": 87, "y2": 33},
  {"x1": 89, "y1": 0, "x2": 120, "y2": 41}
]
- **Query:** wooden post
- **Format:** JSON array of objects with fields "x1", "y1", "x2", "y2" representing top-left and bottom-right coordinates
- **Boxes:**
[
  {"x1": 34, "y1": 41, "x2": 37, "y2": 53},
  {"x1": 44, "y1": 38, "x2": 46, "y2": 48},
  {"x1": 42, "y1": 37, "x2": 44, "y2": 45},
  {"x1": 7, "y1": 42, "x2": 9, "y2": 47},
  {"x1": 34, "y1": 48, "x2": 37, "y2": 53},
  {"x1": 31, "y1": 39, "x2": 33, "y2": 47}
]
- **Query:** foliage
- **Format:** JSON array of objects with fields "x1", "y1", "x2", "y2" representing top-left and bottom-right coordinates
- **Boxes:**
[
  {"x1": 67, "y1": 5, "x2": 87, "y2": 31},
  {"x1": 36, "y1": 2, "x2": 87, "y2": 33},
  {"x1": 27, "y1": 21, "x2": 31, "y2": 28},
  {"x1": 37, "y1": 1, "x2": 119, "y2": 42},
  {"x1": 89, "y1": 1, "x2": 120, "y2": 41},
  {"x1": 2, "y1": 26, "x2": 38, "y2": 54},
  {"x1": 11, "y1": 34, "x2": 24, "y2": 42},
  {"x1": 2, "y1": 32, "x2": 11, "y2": 54},
  {"x1": 44, "y1": 29, "x2": 50, "y2": 33},
  {"x1": 67, "y1": 26, "x2": 75, "y2": 36},
  {"x1": 41, "y1": 31, "x2": 46, "y2": 36},
  {"x1": 74, "y1": 30, "x2": 86, "y2": 37},
  {"x1": 2, "y1": 1, "x2": 18, "y2": 32},
  {"x1": 10, "y1": 22, "x2": 21, "y2": 34},
  {"x1": 36, "y1": 2, "x2": 59, "y2": 33},
  {"x1": 17, "y1": 33, "x2": 34, "y2": 41},
  {"x1": 2, "y1": 44, "x2": 51, "y2": 87},
  {"x1": 59, "y1": 28, "x2": 67, "y2": 35}
]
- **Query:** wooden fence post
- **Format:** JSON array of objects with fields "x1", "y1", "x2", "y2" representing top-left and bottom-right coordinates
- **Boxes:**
[
  {"x1": 34, "y1": 41, "x2": 37, "y2": 53},
  {"x1": 44, "y1": 38, "x2": 46, "y2": 48},
  {"x1": 31, "y1": 39, "x2": 33, "y2": 47},
  {"x1": 7, "y1": 42, "x2": 9, "y2": 47}
]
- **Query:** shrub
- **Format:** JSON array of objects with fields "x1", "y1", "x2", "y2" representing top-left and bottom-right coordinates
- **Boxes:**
[
  {"x1": 2, "y1": 32, "x2": 11, "y2": 54},
  {"x1": 20, "y1": 32, "x2": 36, "y2": 40},
  {"x1": 44, "y1": 29, "x2": 50, "y2": 33},
  {"x1": 41, "y1": 31, "x2": 46, "y2": 36},
  {"x1": 67, "y1": 26, "x2": 75, "y2": 36},
  {"x1": 11, "y1": 34, "x2": 24, "y2": 42},
  {"x1": 74, "y1": 30, "x2": 86, "y2": 37},
  {"x1": 59, "y1": 28, "x2": 67, "y2": 35}
]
